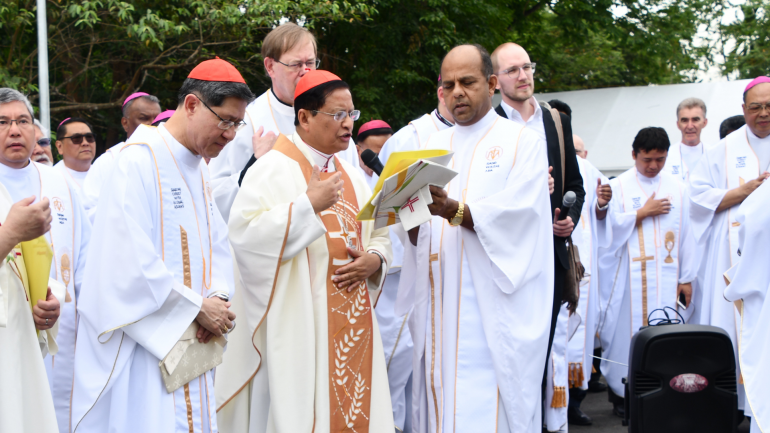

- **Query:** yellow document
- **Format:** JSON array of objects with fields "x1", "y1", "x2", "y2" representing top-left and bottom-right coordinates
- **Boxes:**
[
  {"x1": 19, "y1": 236, "x2": 53, "y2": 314},
  {"x1": 357, "y1": 149, "x2": 451, "y2": 221}
]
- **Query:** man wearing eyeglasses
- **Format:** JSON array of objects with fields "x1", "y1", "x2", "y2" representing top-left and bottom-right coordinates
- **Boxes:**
[
  {"x1": 70, "y1": 58, "x2": 247, "y2": 433},
  {"x1": 491, "y1": 41, "x2": 585, "y2": 401},
  {"x1": 32, "y1": 119, "x2": 54, "y2": 166},
  {"x1": 209, "y1": 22, "x2": 359, "y2": 223},
  {"x1": 0, "y1": 87, "x2": 92, "y2": 433},
  {"x1": 689, "y1": 76, "x2": 770, "y2": 419},
  {"x1": 53, "y1": 117, "x2": 96, "y2": 191},
  {"x1": 217, "y1": 70, "x2": 394, "y2": 432}
]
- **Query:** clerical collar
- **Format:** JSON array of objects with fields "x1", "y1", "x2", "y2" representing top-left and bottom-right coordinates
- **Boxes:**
[
  {"x1": 271, "y1": 88, "x2": 292, "y2": 108},
  {"x1": 747, "y1": 126, "x2": 770, "y2": 146},
  {"x1": 636, "y1": 170, "x2": 661, "y2": 191},
  {"x1": 434, "y1": 109, "x2": 454, "y2": 128},
  {"x1": 455, "y1": 108, "x2": 497, "y2": 135},
  {"x1": 0, "y1": 159, "x2": 32, "y2": 177},
  {"x1": 293, "y1": 134, "x2": 335, "y2": 172}
]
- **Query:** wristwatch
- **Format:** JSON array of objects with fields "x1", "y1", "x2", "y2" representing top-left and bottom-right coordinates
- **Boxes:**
[{"x1": 449, "y1": 202, "x2": 465, "y2": 227}]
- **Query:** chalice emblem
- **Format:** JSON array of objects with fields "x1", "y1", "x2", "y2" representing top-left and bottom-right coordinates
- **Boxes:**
[{"x1": 664, "y1": 231, "x2": 675, "y2": 263}]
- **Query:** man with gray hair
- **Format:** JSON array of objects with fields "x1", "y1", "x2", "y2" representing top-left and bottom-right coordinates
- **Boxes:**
[
  {"x1": 0, "y1": 87, "x2": 91, "y2": 433},
  {"x1": 32, "y1": 119, "x2": 54, "y2": 166},
  {"x1": 82, "y1": 92, "x2": 161, "y2": 222},
  {"x1": 663, "y1": 97, "x2": 708, "y2": 182}
]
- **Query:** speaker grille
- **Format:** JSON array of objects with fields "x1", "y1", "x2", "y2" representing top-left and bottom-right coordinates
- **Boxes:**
[
  {"x1": 714, "y1": 371, "x2": 737, "y2": 393},
  {"x1": 635, "y1": 371, "x2": 662, "y2": 394}
]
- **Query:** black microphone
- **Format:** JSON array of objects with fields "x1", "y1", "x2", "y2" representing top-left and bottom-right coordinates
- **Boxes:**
[
  {"x1": 558, "y1": 191, "x2": 576, "y2": 221},
  {"x1": 361, "y1": 149, "x2": 384, "y2": 176}
]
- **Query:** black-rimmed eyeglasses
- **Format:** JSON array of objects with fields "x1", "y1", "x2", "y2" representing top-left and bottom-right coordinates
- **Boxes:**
[
  {"x1": 274, "y1": 58, "x2": 321, "y2": 73},
  {"x1": 192, "y1": 94, "x2": 247, "y2": 131}
]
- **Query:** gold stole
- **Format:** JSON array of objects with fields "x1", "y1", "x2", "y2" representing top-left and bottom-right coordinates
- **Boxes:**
[{"x1": 273, "y1": 135, "x2": 374, "y2": 432}]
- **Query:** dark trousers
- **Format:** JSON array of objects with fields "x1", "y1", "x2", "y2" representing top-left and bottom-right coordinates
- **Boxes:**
[
  {"x1": 543, "y1": 260, "x2": 566, "y2": 401},
  {"x1": 569, "y1": 387, "x2": 587, "y2": 410}
]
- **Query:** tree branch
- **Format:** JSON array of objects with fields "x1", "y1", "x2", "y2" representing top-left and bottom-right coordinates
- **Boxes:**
[{"x1": 49, "y1": 101, "x2": 122, "y2": 113}]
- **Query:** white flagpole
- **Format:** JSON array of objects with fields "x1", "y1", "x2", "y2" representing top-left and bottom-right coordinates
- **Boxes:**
[{"x1": 36, "y1": 0, "x2": 50, "y2": 134}]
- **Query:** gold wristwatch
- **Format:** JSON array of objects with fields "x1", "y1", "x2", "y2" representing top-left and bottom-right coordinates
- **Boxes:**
[{"x1": 449, "y1": 202, "x2": 465, "y2": 226}]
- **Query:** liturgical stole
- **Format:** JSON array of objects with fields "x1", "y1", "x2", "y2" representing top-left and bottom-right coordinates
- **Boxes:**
[
  {"x1": 725, "y1": 126, "x2": 769, "y2": 267},
  {"x1": 617, "y1": 169, "x2": 683, "y2": 331},
  {"x1": 123, "y1": 127, "x2": 214, "y2": 305},
  {"x1": 272, "y1": 135, "x2": 375, "y2": 433}
]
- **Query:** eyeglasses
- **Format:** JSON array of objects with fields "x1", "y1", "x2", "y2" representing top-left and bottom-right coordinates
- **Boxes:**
[
  {"x1": 37, "y1": 138, "x2": 51, "y2": 147},
  {"x1": 499, "y1": 62, "x2": 536, "y2": 79},
  {"x1": 312, "y1": 110, "x2": 361, "y2": 122},
  {"x1": 61, "y1": 133, "x2": 96, "y2": 144},
  {"x1": 0, "y1": 118, "x2": 33, "y2": 130},
  {"x1": 192, "y1": 94, "x2": 247, "y2": 131},
  {"x1": 273, "y1": 58, "x2": 321, "y2": 73},
  {"x1": 747, "y1": 102, "x2": 770, "y2": 115}
]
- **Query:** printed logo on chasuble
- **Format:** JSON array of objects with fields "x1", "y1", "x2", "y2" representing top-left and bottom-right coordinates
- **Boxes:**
[
  {"x1": 485, "y1": 146, "x2": 503, "y2": 173},
  {"x1": 320, "y1": 188, "x2": 375, "y2": 432}
]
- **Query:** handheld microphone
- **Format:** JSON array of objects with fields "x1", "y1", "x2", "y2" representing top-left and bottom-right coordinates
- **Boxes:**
[
  {"x1": 558, "y1": 191, "x2": 576, "y2": 221},
  {"x1": 361, "y1": 149, "x2": 384, "y2": 176}
]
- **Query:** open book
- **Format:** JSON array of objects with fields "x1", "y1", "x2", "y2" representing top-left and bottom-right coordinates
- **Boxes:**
[{"x1": 357, "y1": 150, "x2": 458, "y2": 231}]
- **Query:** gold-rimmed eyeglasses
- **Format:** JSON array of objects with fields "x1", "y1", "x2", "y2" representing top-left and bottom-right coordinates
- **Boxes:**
[
  {"x1": 312, "y1": 110, "x2": 361, "y2": 122},
  {"x1": 191, "y1": 94, "x2": 247, "y2": 131}
]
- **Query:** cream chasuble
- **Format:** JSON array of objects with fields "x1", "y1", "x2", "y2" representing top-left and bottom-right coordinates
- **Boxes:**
[
  {"x1": 689, "y1": 124, "x2": 770, "y2": 409},
  {"x1": 216, "y1": 133, "x2": 393, "y2": 433},
  {"x1": 663, "y1": 141, "x2": 704, "y2": 183},
  {"x1": 209, "y1": 90, "x2": 360, "y2": 222},
  {"x1": 724, "y1": 180, "x2": 770, "y2": 433},
  {"x1": 397, "y1": 110, "x2": 553, "y2": 433},
  {"x1": 596, "y1": 168, "x2": 697, "y2": 396},
  {"x1": 54, "y1": 160, "x2": 88, "y2": 194},
  {"x1": 0, "y1": 180, "x2": 60, "y2": 433},
  {"x1": 71, "y1": 124, "x2": 234, "y2": 433},
  {"x1": 567, "y1": 157, "x2": 607, "y2": 391},
  {"x1": 83, "y1": 143, "x2": 126, "y2": 223},
  {"x1": 0, "y1": 160, "x2": 91, "y2": 433},
  {"x1": 378, "y1": 110, "x2": 452, "y2": 167}
]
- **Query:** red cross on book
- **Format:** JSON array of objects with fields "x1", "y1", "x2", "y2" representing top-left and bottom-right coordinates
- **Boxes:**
[{"x1": 403, "y1": 196, "x2": 419, "y2": 212}]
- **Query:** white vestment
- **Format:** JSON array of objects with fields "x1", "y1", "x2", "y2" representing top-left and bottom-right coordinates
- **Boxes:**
[
  {"x1": 216, "y1": 133, "x2": 394, "y2": 433},
  {"x1": 368, "y1": 110, "x2": 452, "y2": 431},
  {"x1": 398, "y1": 110, "x2": 553, "y2": 433},
  {"x1": 377, "y1": 110, "x2": 452, "y2": 166},
  {"x1": 597, "y1": 168, "x2": 697, "y2": 396},
  {"x1": 724, "y1": 180, "x2": 770, "y2": 433},
  {"x1": 0, "y1": 160, "x2": 91, "y2": 433},
  {"x1": 545, "y1": 304, "x2": 576, "y2": 432},
  {"x1": 0, "y1": 180, "x2": 60, "y2": 433},
  {"x1": 567, "y1": 157, "x2": 607, "y2": 390},
  {"x1": 82, "y1": 144, "x2": 126, "y2": 223},
  {"x1": 663, "y1": 142, "x2": 704, "y2": 183},
  {"x1": 689, "y1": 124, "x2": 770, "y2": 409},
  {"x1": 209, "y1": 90, "x2": 359, "y2": 222},
  {"x1": 71, "y1": 124, "x2": 234, "y2": 433}
]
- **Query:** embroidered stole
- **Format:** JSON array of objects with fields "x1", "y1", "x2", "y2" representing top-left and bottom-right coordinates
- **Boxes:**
[
  {"x1": 725, "y1": 126, "x2": 769, "y2": 267},
  {"x1": 618, "y1": 170, "x2": 682, "y2": 331},
  {"x1": 272, "y1": 135, "x2": 374, "y2": 432}
]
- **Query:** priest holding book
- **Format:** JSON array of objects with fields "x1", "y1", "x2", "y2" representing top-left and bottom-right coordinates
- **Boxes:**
[
  {"x1": 216, "y1": 70, "x2": 394, "y2": 432},
  {"x1": 71, "y1": 58, "x2": 245, "y2": 432},
  {"x1": 398, "y1": 44, "x2": 553, "y2": 433}
]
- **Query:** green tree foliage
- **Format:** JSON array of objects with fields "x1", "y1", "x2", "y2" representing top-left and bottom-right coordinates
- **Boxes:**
[
  {"x1": 0, "y1": 0, "x2": 719, "y2": 148},
  {"x1": 720, "y1": 0, "x2": 770, "y2": 78}
]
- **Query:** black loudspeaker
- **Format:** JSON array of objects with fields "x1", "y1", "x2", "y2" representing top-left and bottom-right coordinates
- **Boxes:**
[{"x1": 623, "y1": 324, "x2": 738, "y2": 433}]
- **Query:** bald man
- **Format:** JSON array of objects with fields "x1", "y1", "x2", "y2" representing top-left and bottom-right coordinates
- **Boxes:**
[{"x1": 492, "y1": 42, "x2": 585, "y2": 385}]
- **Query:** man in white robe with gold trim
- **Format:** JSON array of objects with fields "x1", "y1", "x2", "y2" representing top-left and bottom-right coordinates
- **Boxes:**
[
  {"x1": 398, "y1": 44, "x2": 552, "y2": 433},
  {"x1": 0, "y1": 90, "x2": 66, "y2": 432},
  {"x1": 689, "y1": 77, "x2": 770, "y2": 414},
  {"x1": 210, "y1": 23, "x2": 358, "y2": 222},
  {"x1": 724, "y1": 179, "x2": 770, "y2": 433},
  {"x1": 216, "y1": 70, "x2": 393, "y2": 433},
  {"x1": 597, "y1": 127, "x2": 698, "y2": 415},
  {"x1": 663, "y1": 97, "x2": 709, "y2": 183},
  {"x1": 0, "y1": 88, "x2": 91, "y2": 433},
  {"x1": 71, "y1": 59, "x2": 245, "y2": 433}
]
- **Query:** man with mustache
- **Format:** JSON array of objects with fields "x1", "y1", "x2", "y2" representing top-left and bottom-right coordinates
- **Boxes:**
[
  {"x1": 54, "y1": 117, "x2": 96, "y2": 192},
  {"x1": 400, "y1": 44, "x2": 553, "y2": 432},
  {"x1": 664, "y1": 97, "x2": 709, "y2": 182},
  {"x1": 32, "y1": 119, "x2": 54, "y2": 166}
]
